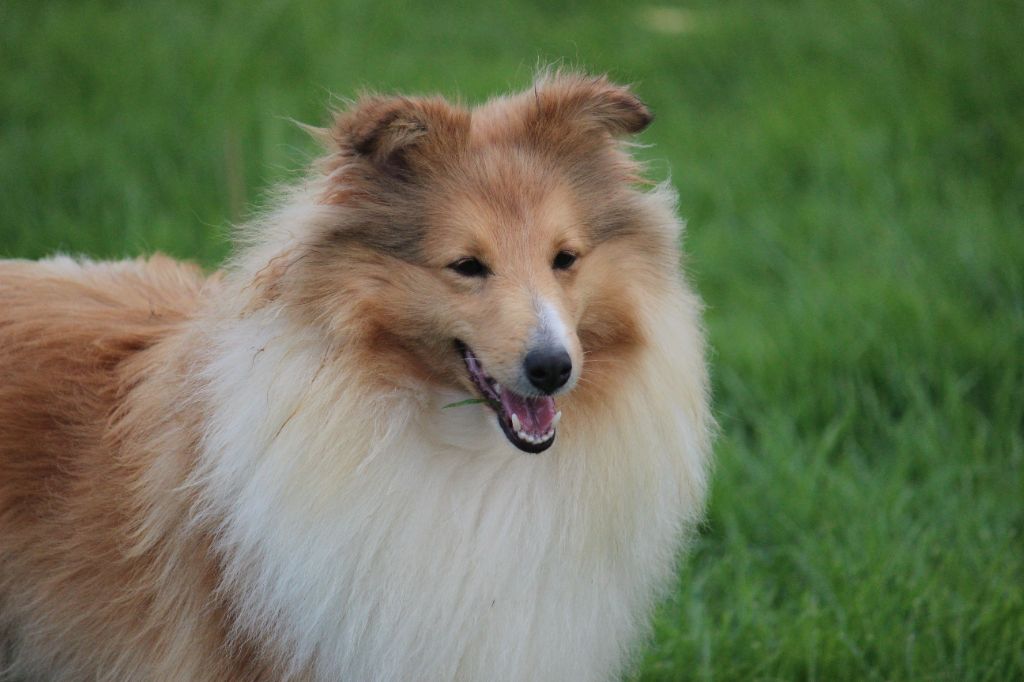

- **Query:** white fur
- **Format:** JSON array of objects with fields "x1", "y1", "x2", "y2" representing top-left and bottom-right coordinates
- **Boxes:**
[
  {"x1": 187, "y1": 185, "x2": 711, "y2": 682},
  {"x1": 534, "y1": 297, "x2": 571, "y2": 350}
]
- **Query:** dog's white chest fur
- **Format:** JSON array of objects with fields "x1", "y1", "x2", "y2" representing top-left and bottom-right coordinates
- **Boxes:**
[{"x1": 193, "y1": 297, "x2": 708, "y2": 682}]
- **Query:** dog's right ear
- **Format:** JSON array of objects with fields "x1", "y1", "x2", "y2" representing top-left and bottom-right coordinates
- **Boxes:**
[{"x1": 329, "y1": 95, "x2": 468, "y2": 177}]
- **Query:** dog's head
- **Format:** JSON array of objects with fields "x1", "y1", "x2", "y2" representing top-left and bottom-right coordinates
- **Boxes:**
[{"x1": 263, "y1": 73, "x2": 682, "y2": 453}]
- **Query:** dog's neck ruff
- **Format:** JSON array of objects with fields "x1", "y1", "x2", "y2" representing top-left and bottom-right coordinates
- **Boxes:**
[{"x1": 190, "y1": 289, "x2": 708, "y2": 682}]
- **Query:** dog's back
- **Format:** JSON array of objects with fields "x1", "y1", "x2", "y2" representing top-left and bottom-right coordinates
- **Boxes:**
[
  {"x1": 0, "y1": 256, "x2": 245, "y2": 680},
  {"x1": 0, "y1": 255, "x2": 207, "y2": 516}
]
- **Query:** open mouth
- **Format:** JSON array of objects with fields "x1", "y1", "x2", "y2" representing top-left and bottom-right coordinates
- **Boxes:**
[{"x1": 455, "y1": 341, "x2": 560, "y2": 454}]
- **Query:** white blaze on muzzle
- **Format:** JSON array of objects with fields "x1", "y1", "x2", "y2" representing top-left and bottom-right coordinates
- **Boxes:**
[{"x1": 534, "y1": 298, "x2": 572, "y2": 352}]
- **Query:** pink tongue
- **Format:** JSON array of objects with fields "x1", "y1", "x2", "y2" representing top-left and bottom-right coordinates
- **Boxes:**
[{"x1": 499, "y1": 387, "x2": 556, "y2": 437}]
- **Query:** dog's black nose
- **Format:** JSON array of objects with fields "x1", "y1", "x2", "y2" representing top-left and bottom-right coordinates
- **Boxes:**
[{"x1": 524, "y1": 347, "x2": 572, "y2": 394}]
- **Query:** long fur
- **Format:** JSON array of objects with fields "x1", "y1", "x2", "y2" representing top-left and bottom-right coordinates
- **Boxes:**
[{"x1": 0, "y1": 73, "x2": 712, "y2": 681}]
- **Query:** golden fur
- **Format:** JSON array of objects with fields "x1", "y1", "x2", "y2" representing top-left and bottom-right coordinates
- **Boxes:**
[{"x1": 0, "y1": 73, "x2": 711, "y2": 681}]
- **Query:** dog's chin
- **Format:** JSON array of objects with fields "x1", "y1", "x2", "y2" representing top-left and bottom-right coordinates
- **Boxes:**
[{"x1": 453, "y1": 341, "x2": 560, "y2": 454}]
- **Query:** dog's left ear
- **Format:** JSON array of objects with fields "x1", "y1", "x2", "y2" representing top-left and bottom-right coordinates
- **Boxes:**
[{"x1": 529, "y1": 72, "x2": 653, "y2": 138}]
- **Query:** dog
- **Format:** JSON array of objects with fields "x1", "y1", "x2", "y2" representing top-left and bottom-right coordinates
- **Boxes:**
[{"x1": 0, "y1": 72, "x2": 712, "y2": 681}]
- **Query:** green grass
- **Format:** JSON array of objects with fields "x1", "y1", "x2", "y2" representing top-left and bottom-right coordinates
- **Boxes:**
[{"x1": 2, "y1": 0, "x2": 1022, "y2": 679}]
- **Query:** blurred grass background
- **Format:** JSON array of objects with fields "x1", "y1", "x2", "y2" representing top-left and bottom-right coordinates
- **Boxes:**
[{"x1": 2, "y1": 0, "x2": 1022, "y2": 679}]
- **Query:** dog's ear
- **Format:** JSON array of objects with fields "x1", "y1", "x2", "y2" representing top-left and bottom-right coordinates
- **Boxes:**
[
  {"x1": 529, "y1": 72, "x2": 652, "y2": 138},
  {"x1": 330, "y1": 95, "x2": 468, "y2": 176}
]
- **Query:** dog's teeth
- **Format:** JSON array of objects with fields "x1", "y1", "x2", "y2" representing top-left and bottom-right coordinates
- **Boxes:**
[
  {"x1": 510, "y1": 413, "x2": 521, "y2": 432},
  {"x1": 552, "y1": 411, "x2": 562, "y2": 428}
]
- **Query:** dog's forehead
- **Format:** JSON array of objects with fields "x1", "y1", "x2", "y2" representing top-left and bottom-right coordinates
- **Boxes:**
[{"x1": 438, "y1": 162, "x2": 582, "y2": 252}]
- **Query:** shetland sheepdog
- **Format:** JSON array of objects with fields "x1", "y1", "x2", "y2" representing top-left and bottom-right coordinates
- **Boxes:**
[{"x1": 0, "y1": 72, "x2": 712, "y2": 681}]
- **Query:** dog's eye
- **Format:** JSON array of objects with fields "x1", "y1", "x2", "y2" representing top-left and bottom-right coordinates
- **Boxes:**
[
  {"x1": 552, "y1": 250, "x2": 577, "y2": 271},
  {"x1": 448, "y1": 257, "x2": 490, "y2": 278}
]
